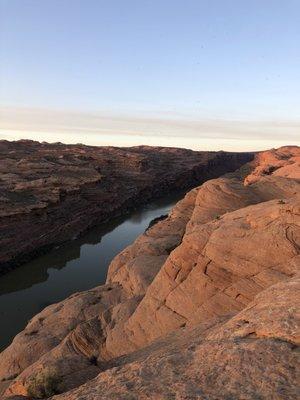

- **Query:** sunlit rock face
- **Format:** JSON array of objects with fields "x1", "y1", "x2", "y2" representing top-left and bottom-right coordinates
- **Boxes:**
[
  {"x1": 0, "y1": 146, "x2": 299, "y2": 400},
  {"x1": 0, "y1": 140, "x2": 252, "y2": 273}
]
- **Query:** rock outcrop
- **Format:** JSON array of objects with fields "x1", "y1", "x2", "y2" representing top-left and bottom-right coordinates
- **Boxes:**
[
  {"x1": 0, "y1": 140, "x2": 252, "y2": 273},
  {"x1": 0, "y1": 146, "x2": 299, "y2": 399}
]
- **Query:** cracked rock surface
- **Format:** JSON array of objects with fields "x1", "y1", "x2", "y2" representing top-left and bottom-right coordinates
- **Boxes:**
[
  {"x1": 0, "y1": 140, "x2": 252, "y2": 273},
  {"x1": 0, "y1": 146, "x2": 299, "y2": 399}
]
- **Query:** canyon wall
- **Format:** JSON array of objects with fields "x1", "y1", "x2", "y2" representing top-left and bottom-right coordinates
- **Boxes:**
[
  {"x1": 0, "y1": 140, "x2": 252, "y2": 273},
  {"x1": 0, "y1": 146, "x2": 299, "y2": 399}
]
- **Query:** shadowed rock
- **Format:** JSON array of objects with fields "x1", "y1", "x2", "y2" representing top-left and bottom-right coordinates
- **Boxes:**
[
  {"x1": 0, "y1": 146, "x2": 299, "y2": 399},
  {"x1": 0, "y1": 140, "x2": 253, "y2": 273}
]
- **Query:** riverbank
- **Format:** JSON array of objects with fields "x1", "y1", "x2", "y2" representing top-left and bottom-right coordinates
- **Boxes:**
[
  {"x1": 0, "y1": 140, "x2": 253, "y2": 273},
  {"x1": 0, "y1": 191, "x2": 184, "y2": 351}
]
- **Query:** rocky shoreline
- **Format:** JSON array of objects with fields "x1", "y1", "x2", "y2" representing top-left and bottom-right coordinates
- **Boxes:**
[
  {"x1": 0, "y1": 140, "x2": 253, "y2": 274},
  {"x1": 0, "y1": 145, "x2": 299, "y2": 399}
]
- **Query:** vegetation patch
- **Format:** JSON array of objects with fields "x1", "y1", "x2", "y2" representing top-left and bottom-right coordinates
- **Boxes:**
[{"x1": 27, "y1": 368, "x2": 61, "y2": 399}]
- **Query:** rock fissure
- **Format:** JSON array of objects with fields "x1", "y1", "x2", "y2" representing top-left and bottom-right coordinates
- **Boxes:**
[{"x1": 0, "y1": 145, "x2": 299, "y2": 399}]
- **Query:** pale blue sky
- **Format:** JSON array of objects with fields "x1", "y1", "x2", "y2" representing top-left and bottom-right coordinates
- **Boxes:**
[{"x1": 0, "y1": 0, "x2": 299, "y2": 150}]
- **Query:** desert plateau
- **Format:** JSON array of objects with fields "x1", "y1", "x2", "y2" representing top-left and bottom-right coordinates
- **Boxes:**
[{"x1": 0, "y1": 144, "x2": 299, "y2": 399}]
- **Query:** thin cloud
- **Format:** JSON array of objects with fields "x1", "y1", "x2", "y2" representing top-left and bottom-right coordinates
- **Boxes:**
[{"x1": 0, "y1": 107, "x2": 299, "y2": 151}]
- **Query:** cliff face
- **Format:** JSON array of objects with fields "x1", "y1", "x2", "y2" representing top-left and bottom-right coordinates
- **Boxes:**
[
  {"x1": 0, "y1": 146, "x2": 299, "y2": 400},
  {"x1": 0, "y1": 140, "x2": 252, "y2": 273}
]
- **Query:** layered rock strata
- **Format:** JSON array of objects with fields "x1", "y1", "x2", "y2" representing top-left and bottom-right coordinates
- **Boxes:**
[
  {"x1": 0, "y1": 146, "x2": 299, "y2": 399},
  {"x1": 0, "y1": 140, "x2": 252, "y2": 273}
]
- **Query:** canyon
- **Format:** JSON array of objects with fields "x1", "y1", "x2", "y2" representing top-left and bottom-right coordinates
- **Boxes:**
[
  {"x1": 0, "y1": 140, "x2": 252, "y2": 274},
  {"x1": 0, "y1": 144, "x2": 299, "y2": 399}
]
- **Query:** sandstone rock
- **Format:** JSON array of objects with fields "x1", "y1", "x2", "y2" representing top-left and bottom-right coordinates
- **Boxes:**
[
  {"x1": 244, "y1": 145, "x2": 300, "y2": 185},
  {"x1": 0, "y1": 140, "x2": 252, "y2": 273},
  {"x1": 1, "y1": 146, "x2": 299, "y2": 399},
  {"x1": 109, "y1": 196, "x2": 299, "y2": 354},
  {"x1": 48, "y1": 276, "x2": 299, "y2": 400},
  {"x1": 0, "y1": 188, "x2": 198, "y2": 395}
]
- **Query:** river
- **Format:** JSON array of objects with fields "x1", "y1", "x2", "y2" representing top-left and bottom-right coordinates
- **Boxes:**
[{"x1": 0, "y1": 192, "x2": 184, "y2": 351}]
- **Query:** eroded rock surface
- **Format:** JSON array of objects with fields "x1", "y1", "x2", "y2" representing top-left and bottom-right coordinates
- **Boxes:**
[
  {"x1": 0, "y1": 146, "x2": 299, "y2": 399},
  {"x1": 0, "y1": 140, "x2": 252, "y2": 273},
  {"x1": 50, "y1": 276, "x2": 299, "y2": 400}
]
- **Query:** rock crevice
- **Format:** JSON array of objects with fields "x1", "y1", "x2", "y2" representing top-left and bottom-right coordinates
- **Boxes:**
[{"x1": 0, "y1": 145, "x2": 299, "y2": 399}]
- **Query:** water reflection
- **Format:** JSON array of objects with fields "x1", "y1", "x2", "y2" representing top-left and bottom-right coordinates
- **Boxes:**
[
  {"x1": 0, "y1": 215, "x2": 127, "y2": 296},
  {"x1": 0, "y1": 192, "x2": 184, "y2": 351}
]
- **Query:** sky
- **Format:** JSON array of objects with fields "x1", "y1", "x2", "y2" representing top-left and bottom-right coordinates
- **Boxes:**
[{"x1": 0, "y1": 0, "x2": 299, "y2": 151}]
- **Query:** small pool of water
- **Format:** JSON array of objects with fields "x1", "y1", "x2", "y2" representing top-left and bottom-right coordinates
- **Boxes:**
[{"x1": 0, "y1": 192, "x2": 184, "y2": 351}]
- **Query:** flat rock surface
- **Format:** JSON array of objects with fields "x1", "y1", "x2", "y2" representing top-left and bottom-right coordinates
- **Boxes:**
[{"x1": 0, "y1": 146, "x2": 299, "y2": 399}]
